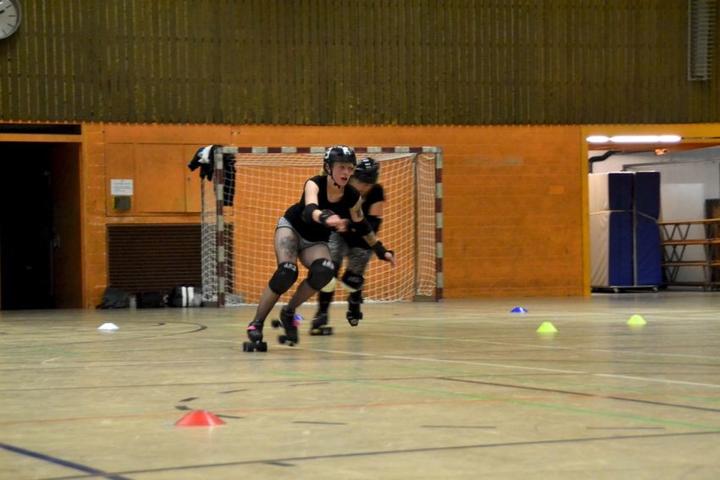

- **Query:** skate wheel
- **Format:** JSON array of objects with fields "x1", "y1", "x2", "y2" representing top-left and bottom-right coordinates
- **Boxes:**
[
  {"x1": 348, "y1": 319, "x2": 359, "y2": 327},
  {"x1": 242, "y1": 341, "x2": 255, "y2": 352},
  {"x1": 256, "y1": 342, "x2": 268, "y2": 352},
  {"x1": 271, "y1": 319, "x2": 281, "y2": 329},
  {"x1": 278, "y1": 335, "x2": 287, "y2": 344},
  {"x1": 310, "y1": 326, "x2": 332, "y2": 336}
]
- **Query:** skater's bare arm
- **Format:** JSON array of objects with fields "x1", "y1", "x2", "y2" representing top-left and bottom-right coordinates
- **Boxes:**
[
  {"x1": 367, "y1": 200, "x2": 384, "y2": 217},
  {"x1": 302, "y1": 181, "x2": 347, "y2": 232}
]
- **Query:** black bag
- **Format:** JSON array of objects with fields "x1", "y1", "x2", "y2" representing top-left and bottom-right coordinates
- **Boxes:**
[
  {"x1": 96, "y1": 287, "x2": 130, "y2": 309},
  {"x1": 137, "y1": 291, "x2": 167, "y2": 308},
  {"x1": 170, "y1": 285, "x2": 199, "y2": 307}
]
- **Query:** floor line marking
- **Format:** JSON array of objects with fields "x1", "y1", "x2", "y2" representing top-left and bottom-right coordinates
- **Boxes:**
[
  {"x1": 300, "y1": 347, "x2": 720, "y2": 389},
  {"x1": 0, "y1": 442, "x2": 131, "y2": 480},
  {"x1": 49, "y1": 430, "x2": 720, "y2": 478},
  {"x1": 593, "y1": 373, "x2": 720, "y2": 388},
  {"x1": 366, "y1": 332, "x2": 720, "y2": 361}
]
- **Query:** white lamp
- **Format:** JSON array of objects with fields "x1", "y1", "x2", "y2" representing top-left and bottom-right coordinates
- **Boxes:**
[{"x1": 586, "y1": 135, "x2": 682, "y2": 144}]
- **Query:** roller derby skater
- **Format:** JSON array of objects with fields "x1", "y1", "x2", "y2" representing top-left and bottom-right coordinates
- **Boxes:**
[
  {"x1": 310, "y1": 157, "x2": 392, "y2": 335},
  {"x1": 244, "y1": 146, "x2": 391, "y2": 351}
]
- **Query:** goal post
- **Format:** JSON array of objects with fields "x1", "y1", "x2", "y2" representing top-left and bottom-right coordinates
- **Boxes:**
[{"x1": 201, "y1": 146, "x2": 443, "y2": 307}]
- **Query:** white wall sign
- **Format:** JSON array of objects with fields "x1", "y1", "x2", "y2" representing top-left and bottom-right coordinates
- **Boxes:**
[{"x1": 111, "y1": 179, "x2": 134, "y2": 196}]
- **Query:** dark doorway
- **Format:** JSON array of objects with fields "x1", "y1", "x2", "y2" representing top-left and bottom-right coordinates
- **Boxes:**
[{"x1": 0, "y1": 142, "x2": 82, "y2": 309}]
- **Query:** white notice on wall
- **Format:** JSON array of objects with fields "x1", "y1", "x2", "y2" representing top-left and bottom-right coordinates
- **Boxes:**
[{"x1": 111, "y1": 179, "x2": 134, "y2": 196}]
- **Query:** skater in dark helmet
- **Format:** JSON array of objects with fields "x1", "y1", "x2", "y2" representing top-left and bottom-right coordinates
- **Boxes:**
[
  {"x1": 243, "y1": 147, "x2": 395, "y2": 352},
  {"x1": 310, "y1": 156, "x2": 387, "y2": 335}
]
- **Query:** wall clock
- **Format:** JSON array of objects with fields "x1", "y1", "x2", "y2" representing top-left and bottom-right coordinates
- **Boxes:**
[{"x1": 0, "y1": 0, "x2": 21, "y2": 40}]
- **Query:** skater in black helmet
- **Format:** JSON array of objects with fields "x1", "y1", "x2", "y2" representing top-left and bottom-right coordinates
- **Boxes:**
[
  {"x1": 244, "y1": 147, "x2": 395, "y2": 352},
  {"x1": 310, "y1": 156, "x2": 387, "y2": 335}
]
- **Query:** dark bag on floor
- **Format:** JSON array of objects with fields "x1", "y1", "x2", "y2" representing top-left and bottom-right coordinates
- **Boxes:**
[
  {"x1": 96, "y1": 287, "x2": 130, "y2": 309},
  {"x1": 137, "y1": 291, "x2": 167, "y2": 308}
]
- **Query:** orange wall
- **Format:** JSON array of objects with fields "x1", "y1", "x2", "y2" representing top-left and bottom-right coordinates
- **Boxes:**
[
  {"x1": 234, "y1": 125, "x2": 586, "y2": 297},
  {"x1": 80, "y1": 123, "x2": 587, "y2": 307}
]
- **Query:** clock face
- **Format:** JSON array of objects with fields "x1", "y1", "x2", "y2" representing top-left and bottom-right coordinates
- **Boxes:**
[{"x1": 0, "y1": 0, "x2": 21, "y2": 40}]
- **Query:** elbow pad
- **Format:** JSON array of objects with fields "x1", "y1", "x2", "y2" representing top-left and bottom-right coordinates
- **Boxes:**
[
  {"x1": 367, "y1": 215, "x2": 382, "y2": 233},
  {"x1": 352, "y1": 218, "x2": 373, "y2": 236},
  {"x1": 302, "y1": 203, "x2": 319, "y2": 223}
]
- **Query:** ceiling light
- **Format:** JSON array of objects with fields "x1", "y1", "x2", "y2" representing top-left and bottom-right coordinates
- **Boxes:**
[{"x1": 585, "y1": 135, "x2": 682, "y2": 144}]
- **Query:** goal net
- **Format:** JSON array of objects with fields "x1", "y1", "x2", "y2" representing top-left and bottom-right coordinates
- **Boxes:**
[{"x1": 201, "y1": 146, "x2": 441, "y2": 306}]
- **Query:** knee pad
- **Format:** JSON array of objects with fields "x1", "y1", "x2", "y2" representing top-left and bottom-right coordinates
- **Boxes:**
[
  {"x1": 307, "y1": 258, "x2": 335, "y2": 291},
  {"x1": 268, "y1": 262, "x2": 298, "y2": 294},
  {"x1": 341, "y1": 270, "x2": 364, "y2": 292},
  {"x1": 320, "y1": 276, "x2": 337, "y2": 293}
]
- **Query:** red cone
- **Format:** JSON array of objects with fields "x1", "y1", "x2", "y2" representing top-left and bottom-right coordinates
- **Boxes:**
[{"x1": 175, "y1": 410, "x2": 226, "y2": 427}]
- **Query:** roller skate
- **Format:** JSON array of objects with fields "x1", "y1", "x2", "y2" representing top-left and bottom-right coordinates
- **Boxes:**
[
  {"x1": 346, "y1": 292, "x2": 363, "y2": 327},
  {"x1": 309, "y1": 312, "x2": 333, "y2": 336},
  {"x1": 243, "y1": 320, "x2": 267, "y2": 352},
  {"x1": 271, "y1": 307, "x2": 301, "y2": 346}
]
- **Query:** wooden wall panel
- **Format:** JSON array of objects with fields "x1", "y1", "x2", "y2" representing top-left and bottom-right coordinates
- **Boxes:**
[
  {"x1": 104, "y1": 142, "x2": 203, "y2": 215},
  {"x1": 104, "y1": 144, "x2": 134, "y2": 214},
  {"x1": 222, "y1": 124, "x2": 586, "y2": 298},
  {"x1": 79, "y1": 122, "x2": 720, "y2": 306},
  {"x1": 1, "y1": 1, "x2": 718, "y2": 125},
  {"x1": 134, "y1": 145, "x2": 187, "y2": 213}
]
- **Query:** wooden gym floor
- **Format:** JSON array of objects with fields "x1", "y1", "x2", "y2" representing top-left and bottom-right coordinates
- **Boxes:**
[{"x1": 1, "y1": 292, "x2": 719, "y2": 479}]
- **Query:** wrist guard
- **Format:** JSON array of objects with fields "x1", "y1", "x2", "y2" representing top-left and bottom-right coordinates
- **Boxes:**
[
  {"x1": 372, "y1": 241, "x2": 391, "y2": 260},
  {"x1": 318, "y1": 209, "x2": 335, "y2": 227}
]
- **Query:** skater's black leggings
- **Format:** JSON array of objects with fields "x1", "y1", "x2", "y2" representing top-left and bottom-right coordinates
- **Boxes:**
[
  {"x1": 318, "y1": 232, "x2": 373, "y2": 314},
  {"x1": 253, "y1": 226, "x2": 332, "y2": 323}
]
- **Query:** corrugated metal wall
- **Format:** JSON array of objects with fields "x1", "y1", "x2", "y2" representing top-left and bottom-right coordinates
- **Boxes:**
[
  {"x1": 0, "y1": 0, "x2": 717, "y2": 125},
  {"x1": 107, "y1": 225, "x2": 201, "y2": 293}
]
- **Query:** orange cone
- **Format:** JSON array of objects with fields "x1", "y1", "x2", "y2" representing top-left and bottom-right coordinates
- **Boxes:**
[{"x1": 175, "y1": 410, "x2": 226, "y2": 427}]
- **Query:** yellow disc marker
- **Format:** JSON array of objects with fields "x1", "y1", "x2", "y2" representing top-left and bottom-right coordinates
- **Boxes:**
[
  {"x1": 627, "y1": 314, "x2": 647, "y2": 327},
  {"x1": 536, "y1": 321, "x2": 558, "y2": 334}
]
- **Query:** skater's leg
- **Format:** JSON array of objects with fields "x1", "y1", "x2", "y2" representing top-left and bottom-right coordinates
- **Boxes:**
[
  {"x1": 311, "y1": 237, "x2": 340, "y2": 333},
  {"x1": 317, "y1": 291, "x2": 334, "y2": 315},
  {"x1": 314, "y1": 232, "x2": 347, "y2": 319},
  {"x1": 288, "y1": 243, "x2": 335, "y2": 311},
  {"x1": 344, "y1": 248, "x2": 373, "y2": 326},
  {"x1": 276, "y1": 243, "x2": 335, "y2": 343},
  {"x1": 248, "y1": 227, "x2": 299, "y2": 337},
  {"x1": 328, "y1": 231, "x2": 348, "y2": 276},
  {"x1": 347, "y1": 290, "x2": 363, "y2": 326}
]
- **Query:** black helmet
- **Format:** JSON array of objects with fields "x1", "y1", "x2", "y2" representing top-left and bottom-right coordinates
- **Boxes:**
[
  {"x1": 323, "y1": 145, "x2": 356, "y2": 175},
  {"x1": 352, "y1": 157, "x2": 380, "y2": 184}
]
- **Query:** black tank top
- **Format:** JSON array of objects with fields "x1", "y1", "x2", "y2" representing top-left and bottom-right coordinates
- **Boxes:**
[
  {"x1": 284, "y1": 175, "x2": 360, "y2": 242},
  {"x1": 343, "y1": 183, "x2": 385, "y2": 248}
]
